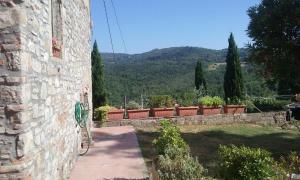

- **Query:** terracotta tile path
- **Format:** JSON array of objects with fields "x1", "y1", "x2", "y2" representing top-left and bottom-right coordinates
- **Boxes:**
[{"x1": 69, "y1": 126, "x2": 149, "y2": 180}]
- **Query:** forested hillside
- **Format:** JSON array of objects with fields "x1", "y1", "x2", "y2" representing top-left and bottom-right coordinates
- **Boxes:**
[{"x1": 102, "y1": 47, "x2": 274, "y2": 106}]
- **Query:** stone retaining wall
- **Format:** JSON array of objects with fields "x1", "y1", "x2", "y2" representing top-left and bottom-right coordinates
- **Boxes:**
[
  {"x1": 101, "y1": 112, "x2": 286, "y2": 128},
  {"x1": 0, "y1": 0, "x2": 92, "y2": 179}
]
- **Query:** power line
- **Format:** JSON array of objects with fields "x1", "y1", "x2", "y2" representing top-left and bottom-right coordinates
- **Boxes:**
[
  {"x1": 110, "y1": 0, "x2": 128, "y2": 53},
  {"x1": 102, "y1": 0, "x2": 115, "y2": 59}
]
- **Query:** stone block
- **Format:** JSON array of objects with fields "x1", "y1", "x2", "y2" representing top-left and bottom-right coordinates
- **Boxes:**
[
  {"x1": 0, "y1": 86, "x2": 21, "y2": 103},
  {"x1": 40, "y1": 82, "x2": 47, "y2": 99},
  {"x1": 6, "y1": 52, "x2": 21, "y2": 71},
  {"x1": 5, "y1": 76, "x2": 25, "y2": 85},
  {"x1": 2, "y1": 43, "x2": 20, "y2": 52},
  {"x1": 6, "y1": 104, "x2": 27, "y2": 113},
  {"x1": 31, "y1": 59, "x2": 41, "y2": 73},
  {"x1": 0, "y1": 127, "x2": 5, "y2": 134}
]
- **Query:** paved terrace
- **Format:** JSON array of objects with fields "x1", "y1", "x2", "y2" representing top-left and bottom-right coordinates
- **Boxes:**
[{"x1": 70, "y1": 126, "x2": 149, "y2": 180}]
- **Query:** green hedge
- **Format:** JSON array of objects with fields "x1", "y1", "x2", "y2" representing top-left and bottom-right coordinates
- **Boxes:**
[{"x1": 246, "y1": 98, "x2": 289, "y2": 113}]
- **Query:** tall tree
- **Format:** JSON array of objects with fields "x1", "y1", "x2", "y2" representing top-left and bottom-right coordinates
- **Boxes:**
[
  {"x1": 247, "y1": 0, "x2": 300, "y2": 94},
  {"x1": 92, "y1": 41, "x2": 107, "y2": 110},
  {"x1": 224, "y1": 33, "x2": 244, "y2": 102},
  {"x1": 195, "y1": 60, "x2": 207, "y2": 91}
]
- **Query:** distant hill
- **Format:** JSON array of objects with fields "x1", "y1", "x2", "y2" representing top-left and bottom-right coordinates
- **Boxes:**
[
  {"x1": 101, "y1": 47, "x2": 273, "y2": 106},
  {"x1": 101, "y1": 46, "x2": 249, "y2": 63}
]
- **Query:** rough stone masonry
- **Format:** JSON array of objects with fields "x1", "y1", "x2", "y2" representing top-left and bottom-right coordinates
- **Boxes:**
[{"x1": 0, "y1": 0, "x2": 92, "y2": 179}]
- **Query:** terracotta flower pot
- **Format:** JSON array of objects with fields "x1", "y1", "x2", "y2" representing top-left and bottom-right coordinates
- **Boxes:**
[
  {"x1": 176, "y1": 106, "x2": 198, "y2": 116},
  {"x1": 150, "y1": 108, "x2": 174, "y2": 117},
  {"x1": 224, "y1": 105, "x2": 245, "y2": 114},
  {"x1": 107, "y1": 109, "x2": 124, "y2": 121},
  {"x1": 127, "y1": 109, "x2": 150, "y2": 119},
  {"x1": 199, "y1": 105, "x2": 222, "y2": 116}
]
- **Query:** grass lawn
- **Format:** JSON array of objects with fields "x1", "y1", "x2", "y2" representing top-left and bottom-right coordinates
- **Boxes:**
[{"x1": 136, "y1": 124, "x2": 300, "y2": 177}]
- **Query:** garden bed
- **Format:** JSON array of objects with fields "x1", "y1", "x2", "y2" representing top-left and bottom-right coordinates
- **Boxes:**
[{"x1": 136, "y1": 124, "x2": 300, "y2": 178}]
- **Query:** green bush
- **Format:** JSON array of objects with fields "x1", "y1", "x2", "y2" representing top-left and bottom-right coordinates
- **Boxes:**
[
  {"x1": 244, "y1": 97, "x2": 289, "y2": 113},
  {"x1": 94, "y1": 105, "x2": 111, "y2": 122},
  {"x1": 279, "y1": 151, "x2": 300, "y2": 175},
  {"x1": 127, "y1": 100, "x2": 141, "y2": 110},
  {"x1": 218, "y1": 145, "x2": 276, "y2": 180},
  {"x1": 157, "y1": 144, "x2": 205, "y2": 180},
  {"x1": 177, "y1": 92, "x2": 197, "y2": 107},
  {"x1": 252, "y1": 98, "x2": 289, "y2": 112},
  {"x1": 226, "y1": 97, "x2": 245, "y2": 105},
  {"x1": 153, "y1": 120, "x2": 187, "y2": 155},
  {"x1": 243, "y1": 98, "x2": 257, "y2": 113},
  {"x1": 148, "y1": 95, "x2": 173, "y2": 108},
  {"x1": 198, "y1": 96, "x2": 224, "y2": 107}
]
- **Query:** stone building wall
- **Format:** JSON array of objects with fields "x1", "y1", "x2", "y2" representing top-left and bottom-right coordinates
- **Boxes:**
[{"x1": 0, "y1": 0, "x2": 92, "y2": 179}]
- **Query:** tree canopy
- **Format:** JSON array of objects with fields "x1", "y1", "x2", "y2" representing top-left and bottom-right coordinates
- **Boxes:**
[
  {"x1": 224, "y1": 33, "x2": 244, "y2": 102},
  {"x1": 195, "y1": 60, "x2": 207, "y2": 91},
  {"x1": 92, "y1": 41, "x2": 107, "y2": 109},
  {"x1": 247, "y1": 0, "x2": 300, "y2": 94}
]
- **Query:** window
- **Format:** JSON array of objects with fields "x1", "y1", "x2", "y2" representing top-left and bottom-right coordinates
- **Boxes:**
[{"x1": 51, "y1": 0, "x2": 63, "y2": 58}]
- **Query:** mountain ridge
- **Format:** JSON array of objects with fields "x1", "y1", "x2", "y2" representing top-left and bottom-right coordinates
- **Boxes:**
[{"x1": 101, "y1": 46, "x2": 248, "y2": 63}]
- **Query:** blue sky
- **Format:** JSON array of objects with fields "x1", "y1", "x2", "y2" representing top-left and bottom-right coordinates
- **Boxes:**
[{"x1": 91, "y1": 0, "x2": 260, "y2": 54}]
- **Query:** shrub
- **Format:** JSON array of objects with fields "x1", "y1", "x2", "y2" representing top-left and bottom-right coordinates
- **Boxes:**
[
  {"x1": 157, "y1": 144, "x2": 205, "y2": 180},
  {"x1": 226, "y1": 97, "x2": 245, "y2": 105},
  {"x1": 148, "y1": 95, "x2": 173, "y2": 108},
  {"x1": 243, "y1": 97, "x2": 289, "y2": 113},
  {"x1": 153, "y1": 120, "x2": 187, "y2": 155},
  {"x1": 127, "y1": 100, "x2": 141, "y2": 110},
  {"x1": 218, "y1": 145, "x2": 276, "y2": 180},
  {"x1": 177, "y1": 92, "x2": 197, "y2": 107},
  {"x1": 279, "y1": 151, "x2": 300, "y2": 175},
  {"x1": 252, "y1": 98, "x2": 289, "y2": 112},
  {"x1": 242, "y1": 98, "x2": 257, "y2": 113},
  {"x1": 198, "y1": 96, "x2": 224, "y2": 107},
  {"x1": 94, "y1": 105, "x2": 111, "y2": 122}
]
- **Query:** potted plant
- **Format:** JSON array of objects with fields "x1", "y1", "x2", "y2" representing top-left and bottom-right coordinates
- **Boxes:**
[
  {"x1": 176, "y1": 92, "x2": 198, "y2": 116},
  {"x1": 224, "y1": 97, "x2": 246, "y2": 114},
  {"x1": 95, "y1": 105, "x2": 124, "y2": 121},
  {"x1": 126, "y1": 101, "x2": 150, "y2": 119},
  {"x1": 52, "y1": 37, "x2": 61, "y2": 58},
  {"x1": 199, "y1": 96, "x2": 224, "y2": 115},
  {"x1": 149, "y1": 95, "x2": 174, "y2": 117}
]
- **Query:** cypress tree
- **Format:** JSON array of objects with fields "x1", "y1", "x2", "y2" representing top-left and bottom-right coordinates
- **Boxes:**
[
  {"x1": 224, "y1": 33, "x2": 244, "y2": 103},
  {"x1": 195, "y1": 60, "x2": 207, "y2": 91},
  {"x1": 92, "y1": 41, "x2": 107, "y2": 109}
]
